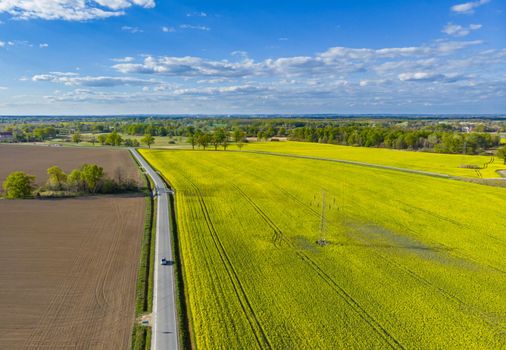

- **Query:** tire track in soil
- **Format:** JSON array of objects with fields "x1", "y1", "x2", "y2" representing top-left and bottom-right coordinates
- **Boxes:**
[
  {"x1": 23, "y1": 213, "x2": 107, "y2": 349},
  {"x1": 231, "y1": 184, "x2": 404, "y2": 350},
  {"x1": 23, "y1": 201, "x2": 136, "y2": 349},
  {"x1": 184, "y1": 178, "x2": 273, "y2": 350}
]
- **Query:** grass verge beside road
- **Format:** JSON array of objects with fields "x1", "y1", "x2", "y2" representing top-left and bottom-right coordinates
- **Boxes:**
[
  {"x1": 167, "y1": 186, "x2": 193, "y2": 349},
  {"x1": 131, "y1": 159, "x2": 156, "y2": 350}
]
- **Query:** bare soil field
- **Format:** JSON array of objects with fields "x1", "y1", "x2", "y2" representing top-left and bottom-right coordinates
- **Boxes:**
[
  {"x1": 0, "y1": 145, "x2": 145, "y2": 349},
  {"x1": 0, "y1": 144, "x2": 141, "y2": 187}
]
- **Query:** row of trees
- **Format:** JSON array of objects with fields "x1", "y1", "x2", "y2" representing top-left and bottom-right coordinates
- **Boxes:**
[
  {"x1": 2, "y1": 164, "x2": 139, "y2": 199},
  {"x1": 71, "y1": 131, "x2": 155, "y2": 148},
  {"x1": 3, "y1": 117, "x2": 505, "y2": 158},
  {"x1": 289, "y1": 125, "x2": 501, "y2": 155},
  {"x1": 187, "y1": 128, "x2": 247, "y2": 150}
]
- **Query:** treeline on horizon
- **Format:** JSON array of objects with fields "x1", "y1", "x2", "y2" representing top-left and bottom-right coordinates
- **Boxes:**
[{"x1": 1, "y1": 117, "x2": 505, "y2": 155}]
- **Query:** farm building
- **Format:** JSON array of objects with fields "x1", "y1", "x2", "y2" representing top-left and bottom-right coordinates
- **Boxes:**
[{"x1": 0, "y1": 132, "x2": 13, "y2": 142}]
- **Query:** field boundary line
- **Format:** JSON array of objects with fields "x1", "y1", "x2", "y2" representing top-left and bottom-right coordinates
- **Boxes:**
[{"x1": 234, "y1": 150, "x2": 457, "y2": 179}]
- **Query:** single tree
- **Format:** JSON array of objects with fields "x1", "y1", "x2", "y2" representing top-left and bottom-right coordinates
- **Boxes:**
[
  {"x1": 497, "y1": 145, "x2": 506, "y2": 165},
  {"x1": 67, "y1": 169, "x2": 83, "y2": 192},
  {"x1": 71, "y1": 132, "x2": 81, "y2": 144},
  {"x1": 47, "y1": 166, "x2": 67, "y2": 190},
  {"x1": 106, "y1": 131, "x2": 122, "y2": 146},
  {"x1": 222, "y1": 136, "x2": 229, "y2": 150},
  {"x1": 2, "y1": 171, "x2": 35, "y2": 199},
  {"x1": 80, "y1": 164, "x2": 105, "y2": 193},
  {"x1": 233, "y1": 130, "x2": 246, "y2": 143},
  {"x1": 212, "y1": 128, "x2": 228, "y2": 150},
  {"x1": 90, "y1": 134, "x2": 97, "y2": 146},
  {"x1": 97, "y1": 134, "x2": 107, "y2": 145},
  {"x1": 189, "y1": 134, "x2": 197, "y2": 150},
  {"x1": 198, "y1": 132, "x2": 210, "y2": 150},
  {"x1": 141, "y1": 134, "x2": 155, "y2": 148}
]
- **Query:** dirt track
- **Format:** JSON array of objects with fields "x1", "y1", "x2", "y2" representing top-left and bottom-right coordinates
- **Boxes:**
[{"x1": 0, "y1": 145, "x2": 145, "y2": 349}]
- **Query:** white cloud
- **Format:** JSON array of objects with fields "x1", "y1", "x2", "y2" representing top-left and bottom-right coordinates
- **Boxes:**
[
  {"x1": 451, "y1": 0, "x2": 490, "y2": 14},
  {"x1": 398, "y1": 72, "x2": 466, "y2": 83},
  {"x1": 121, "y1": 26, "x2": 143, "y2": 33},
  {"x1": 398, "y1": 72, "x2": 446, "y2": 82},
  {"x1": 180, "y1": 24, "x2": 210, "y2": 31},
  {"x1": 39, "y1": 43, "x2": 49, "y2": 48},
  {"x1": 32, "y1": 72, "x2": 164, "y2": 87},
  {"x1": 22, "y1": 37, "x2": 504, "y2": 113},
  {"x1": 186, "y1": 11, "x2": 207, "y2": 17},
  {"x1": 436, "y1": 40, "x2": 482, "y2": 53},
  {"x1": 0, "y1": 0, "x2": 155, "y2": 21},
  {"x1": 0, "y1": 86, "x2": 7, "y2": 90},
  {"x1": 162, "y1": 26, "x2": 175, "y2": 33},
  {"x1": 442, "y1": 23, "x2": 482, "y2": 37},
  {"x1": 0, "y1": 41, "x2": 4, "y2": 48},
  {"x1": 231, "y1": 51, "x2": 248, "y2": 58},
  {"x1": 112, "y1": 56, "x2": 135, "y2": 62},
  {"x1": 112, "y1": 41, "x2": 485, "y2": 79}
]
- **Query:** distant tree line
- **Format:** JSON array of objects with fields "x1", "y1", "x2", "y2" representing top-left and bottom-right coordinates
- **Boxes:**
[
  {"x1": 3, "y1": 117, "x2": 505, "y2": 157},
  {"x1": 289, "y1": 125, "x2": 501, "y2": 155},
  {"x1": 1, "y1": 164, "x2": 139, "y2": 199}
]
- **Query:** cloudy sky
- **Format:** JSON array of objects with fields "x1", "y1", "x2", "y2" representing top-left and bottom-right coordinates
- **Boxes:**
[{"x1": 0, "y1": 0, "x2": 505, "y2": 115}]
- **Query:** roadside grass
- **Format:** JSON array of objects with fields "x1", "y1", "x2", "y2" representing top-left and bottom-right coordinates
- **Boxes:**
[
  {"x1": 229, "y1": 141, "x2": 506, "y2": 178},
  {"x1": 140, "y1": 148, "x2": 506, "y2": 349},
  {"x1": 131, "y1": 155, "x2": 156, "y2": 350}
]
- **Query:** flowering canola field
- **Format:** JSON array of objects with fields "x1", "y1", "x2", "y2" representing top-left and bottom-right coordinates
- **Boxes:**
[
  {"x1": 231, "y1": 141, "x2": 505, "y2": 178},
  {"x1": 141, "y1": 148, "x2": 506, "y2": 349}
]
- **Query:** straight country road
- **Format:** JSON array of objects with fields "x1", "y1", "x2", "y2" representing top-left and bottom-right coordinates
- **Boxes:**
[{"x1": 130, "y1": 148, "x2": 180, "y2": 350}]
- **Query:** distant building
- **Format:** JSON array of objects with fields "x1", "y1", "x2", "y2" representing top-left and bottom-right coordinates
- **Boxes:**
[{"x1": 0, "y1": 132, "x2": 14, "y2": 142}]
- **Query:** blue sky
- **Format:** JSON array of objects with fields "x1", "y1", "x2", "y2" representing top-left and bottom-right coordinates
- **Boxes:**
[{"x1": 0, "y1": 0, "x2": 505, "y2": 115}]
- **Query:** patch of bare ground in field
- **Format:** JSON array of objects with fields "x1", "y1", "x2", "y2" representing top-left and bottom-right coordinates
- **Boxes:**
[{"x1": 0, "y1": 145, "x2": 145, "y2": 349}]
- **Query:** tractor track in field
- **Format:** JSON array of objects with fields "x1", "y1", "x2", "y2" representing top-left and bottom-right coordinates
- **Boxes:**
[
  {"x1": 23, "y1": 217, "x2": 105, "y2": 349},
  {"x1": 184, "y1": 179, "x2": 273, "y2": 350},
  {"x1": 179, "y1": 152, "x2": 506, "y2": 345},
  {"x1": 230, "y1": 184, "x2": 404, "y2": 350}
]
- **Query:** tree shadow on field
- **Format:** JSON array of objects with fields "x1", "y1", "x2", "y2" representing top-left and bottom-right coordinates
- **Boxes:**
[
  {"x1": 334, "y1": 240, "x2": 453, "y2": 253},
  {"x1": 342, "y1": 222, "x2": 470, "y2": 268}
]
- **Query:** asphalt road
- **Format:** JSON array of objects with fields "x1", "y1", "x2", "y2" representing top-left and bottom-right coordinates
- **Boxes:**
[{"x1": 130, "y1": 148, "x2": 179, "y2": 350}]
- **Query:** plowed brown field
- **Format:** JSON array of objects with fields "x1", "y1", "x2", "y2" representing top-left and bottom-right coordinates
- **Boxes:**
[
  {"x1": 0, "y1": 144, "x2": 142, "y2": 187},
  {"x1": 0, "y1": 145, "x2": 145, "y2": 349}
]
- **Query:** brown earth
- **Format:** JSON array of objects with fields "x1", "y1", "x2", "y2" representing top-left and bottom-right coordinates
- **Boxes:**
[
  {"x1": 0, "y1": 144, "x2": 141, "y2": 188},
  {"x1": 0, "y1": 145, "x2": 145, "y2": 349}
]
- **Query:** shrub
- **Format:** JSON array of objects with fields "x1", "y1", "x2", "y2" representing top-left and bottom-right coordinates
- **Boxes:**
[{"x1": 2, "y1": 171, "x2": 35, "y2": 199}]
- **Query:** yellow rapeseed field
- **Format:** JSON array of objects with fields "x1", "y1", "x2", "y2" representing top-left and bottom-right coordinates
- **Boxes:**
[
  {"x1": 141, "y1": 148, "x2": 506, "y2": 349},
  {"x1": 231, "y1": 141, "x2": 505, "y2": 178}
]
